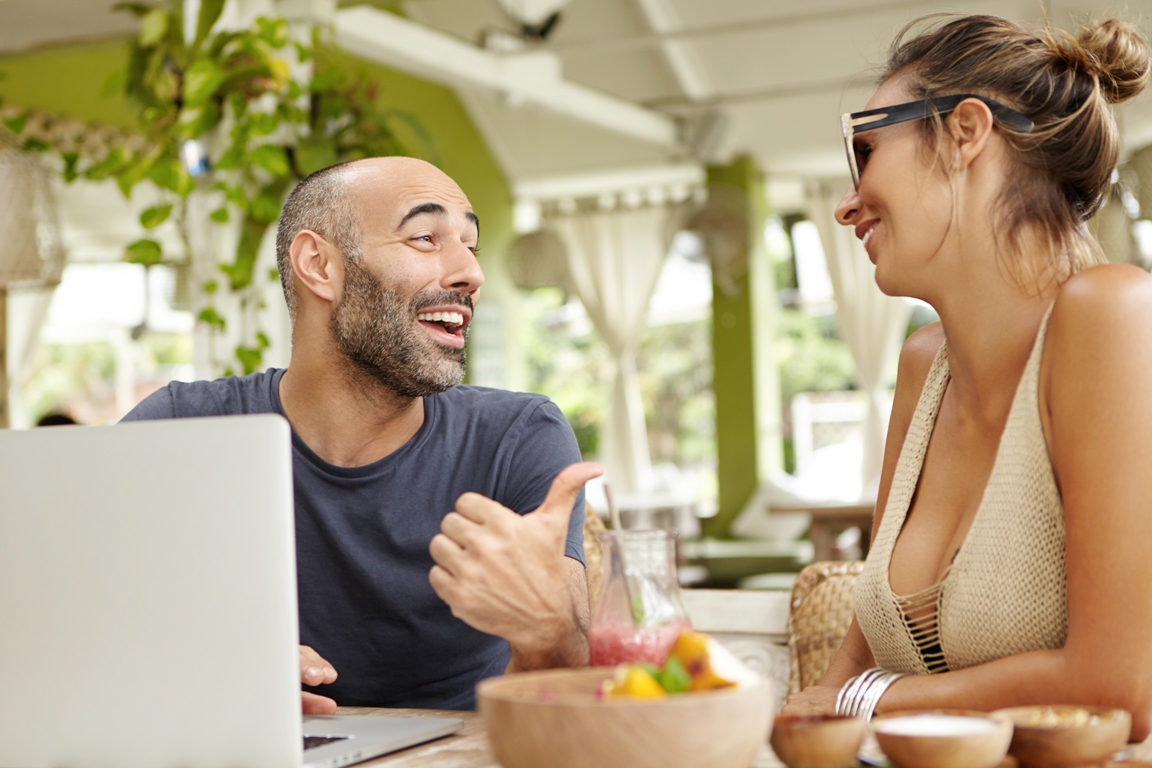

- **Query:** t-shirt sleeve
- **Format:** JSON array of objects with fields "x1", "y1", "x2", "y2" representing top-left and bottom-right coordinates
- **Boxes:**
[
  {"x1": 119, "y1": 386, "x2": 177, "y2": 422},
  {"x1": 505, "y1": 399, "x2": 587, "y2": 566}
]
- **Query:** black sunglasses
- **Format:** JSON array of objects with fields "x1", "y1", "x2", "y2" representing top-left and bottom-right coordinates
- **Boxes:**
[{"x1": 841, "y1": 94, "x2": 1035, "y2": 189}]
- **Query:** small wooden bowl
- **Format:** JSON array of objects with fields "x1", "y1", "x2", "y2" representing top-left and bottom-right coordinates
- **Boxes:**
[
  {"x1": 872, "y1": 710, "x2": 1013, "y2": 768},
  {"x1": 769, "y1": 714, "x2": 865, "y2": 768},
  {"x1": 477, "y1": 667, "x2": 774, "y2": 768},
  {"x1": 994, "y1": 706, "x2": 1131, "y2": 768}
]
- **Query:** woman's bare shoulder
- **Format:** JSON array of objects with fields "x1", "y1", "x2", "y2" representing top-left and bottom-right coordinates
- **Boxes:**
[
  {"x1": 1049, "y1": 263, "x2": 1152, "y2": 353},
  {"x1": 890, "y1": 321, "x2": 945, "y2": 432}
]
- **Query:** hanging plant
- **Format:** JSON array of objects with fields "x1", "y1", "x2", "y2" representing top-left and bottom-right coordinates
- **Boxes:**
[{"x1": 3, "y1": 0, "x2": 431, "y2": 375}]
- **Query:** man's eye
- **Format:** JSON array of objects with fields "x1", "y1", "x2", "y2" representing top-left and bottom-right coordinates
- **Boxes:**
[{"x1": 855, "y1": 145, "x2": 872, "y2": 172}]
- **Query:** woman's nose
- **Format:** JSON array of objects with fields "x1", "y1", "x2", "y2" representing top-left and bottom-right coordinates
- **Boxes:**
[{"x1": 835, "y1": 185, "x2": 861, "y2": 226}]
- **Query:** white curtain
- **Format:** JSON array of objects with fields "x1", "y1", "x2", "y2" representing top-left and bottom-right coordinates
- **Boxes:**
[
  {"x1": 5, "y1": 287, "x2": 57, "y2": 427},
  {"x1": 805, "y1": 179, "x2": 913, "y2": 494},
  {"x1": 550, "y1": 205, "x2": 670, "y2": 494}
]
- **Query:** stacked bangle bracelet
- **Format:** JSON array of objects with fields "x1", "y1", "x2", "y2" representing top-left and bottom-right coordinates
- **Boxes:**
[{"x1": 834, "y1": 667, "x2": 904, "y2": 721}]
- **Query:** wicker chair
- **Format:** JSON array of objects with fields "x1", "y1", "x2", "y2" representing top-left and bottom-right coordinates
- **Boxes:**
[
  {"x1": 583, "y1": 504, "x2": 607, "y2": 612},
  {"x1": 787, "y1": 560, "x2": 865, "y2": 694}
]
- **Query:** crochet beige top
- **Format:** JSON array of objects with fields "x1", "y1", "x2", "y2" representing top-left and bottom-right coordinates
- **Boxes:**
[{"x1": 855, "y1": 307, "x2": 1067, "y2": 674}]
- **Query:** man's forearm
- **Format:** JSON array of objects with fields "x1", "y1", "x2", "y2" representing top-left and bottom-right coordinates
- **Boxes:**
[
  {"x1": 507, "y1": 610, "x2": 589, "y2": 672},
  {"x1": 507, "y1": 561, "x2": 591, "y2": 672}
]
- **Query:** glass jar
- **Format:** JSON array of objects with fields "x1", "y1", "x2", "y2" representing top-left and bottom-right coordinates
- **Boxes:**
[{"x1": 588, "y1": 529, "x2": 691, "y2": 666}]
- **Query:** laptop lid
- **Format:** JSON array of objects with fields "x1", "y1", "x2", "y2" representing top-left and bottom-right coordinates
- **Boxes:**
[{"x1": 0, "y1": 415, "x2": 303, "y2": 768}]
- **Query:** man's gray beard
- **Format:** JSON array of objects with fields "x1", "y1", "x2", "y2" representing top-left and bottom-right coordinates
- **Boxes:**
[{"x1": 331, "y1": 257, "x2": 468, "y2": 398}]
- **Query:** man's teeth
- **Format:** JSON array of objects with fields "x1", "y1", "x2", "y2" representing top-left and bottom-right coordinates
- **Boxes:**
[
  {"x1": 862, "y1": 228, "x2": 875, "y2": 248},
  {"x1": 418, "y1": 311, "x2": 464, "y2": 325}
]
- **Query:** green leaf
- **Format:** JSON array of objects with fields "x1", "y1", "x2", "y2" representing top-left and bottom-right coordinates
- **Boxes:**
[
  {"x1": 254, "y1": 16, "x2": 289, "y2": 48},
  {"x1": 145, "y1": 156, "x2": 181, "y2": 193},
  {"x1": 197, "y1": 306, "x2": 226, "y2": 329},
  {"x1": 178, "y1": 101, "x2": 222, "y2": 139},
  {"x1": 249, "y1": 191, "x2": 281, "y2": 224},
  {"x1": 248, "y1": 111, "x2": 280, "y2": 137},
  {"x1": 294, "y1": 135, "x2": 337, "y2": 177},
  {"x1": 124, "y1": 238, "x2": 163, "y2": 266},
  {"x1": 100, "y1": 68, "x2": 128, "y2": 99},
  {"x1": 655, "y1": 656, "x2": 691, "y2": 694},
  {"x1": 293, "y1": 41, "x2": 312, "y2": 63},
  {"x1": 192, "y1": 0, "x2": 226, "y2": 52},
  {"x1": 62, "y1": 152, "x2": 80, "y2": 183},
  {"x1": 183, "y1": 58, "x2": 225, "y2": 106},
  {"x1": 140, "y1": 204, "x2": 173, "y2": 230},
  {"x1": 235, "y1": 345, "x2": 263, "y2": 375},
  {"x1": 256, "y1": 331, "x2": 270, "y2": 349},
  {"x1": 213, "y1": 145, "x2": 243, "y2": 171},
  {"x1": 21, "y1": 137, "x2": 49, "y2": 153},
  {"x1": 3, "y1": 114, "x2": 26, "y2": 135},
  {"x1": 228, "y1": 216, "x2": 272, "y2": 289},
  {"x1": 203, "y1": 279, "x2": 218, "y2": 294},
  {"x1": 138, "y1": 8, "x2": 169, "y2": 47},
  {"x1": 209, "y1": 207, "x2": 230, "y2": 223},
  {"x1": 221, "y1": 185, "x2": 248, "y2": 211},
  {"x1": 268, "y1": 267, "x2": 280, "y2": 282},
  {"x1": 85, "y1": 147, "x2": 128, "y2": 181},
  {"x1": 247, "y1": 144, "x2": 289, "y2": 177},
  {"x1": 112, "y1": 2, "x2": 154, "y2": 18}
]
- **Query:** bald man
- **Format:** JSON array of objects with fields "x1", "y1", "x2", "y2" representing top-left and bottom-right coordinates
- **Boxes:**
[{"x1": 123, "y1": 157, "x2": 599, "y2": 712}]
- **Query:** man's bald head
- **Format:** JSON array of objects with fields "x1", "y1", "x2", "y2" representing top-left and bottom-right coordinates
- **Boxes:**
[{"x1": 274, "y1": 157, "x2": 472, "y2": 322}]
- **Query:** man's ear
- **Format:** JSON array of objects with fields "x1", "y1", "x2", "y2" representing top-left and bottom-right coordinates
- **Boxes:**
[
  {"x1": 290, "y1": 230, "x2": 342, "y2": 305},
  {"x1": 947, "y1": 98, "x2": 996, "y2": 172}
]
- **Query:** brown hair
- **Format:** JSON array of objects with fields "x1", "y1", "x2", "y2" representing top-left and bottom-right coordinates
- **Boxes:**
[
  {"x1": 275, "y1": 161, "x2": 362, "y2": 323},
  {"x1": 883, "y1": 14, "x2": 1150, "y2": 277}
]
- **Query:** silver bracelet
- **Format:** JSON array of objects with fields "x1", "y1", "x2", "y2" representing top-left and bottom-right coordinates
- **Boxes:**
[{"x1": 835, "y1": 667, "x2": 904, "y2": 719}]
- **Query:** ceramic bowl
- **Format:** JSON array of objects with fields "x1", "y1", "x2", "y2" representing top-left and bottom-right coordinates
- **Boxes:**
[
  {"x1": 994, "y1": 705, "x2": 1131, "y2": 768},
  {"x1": 769, "y1": 714, "x2": 865, "y2": 768},
  {"x1": 871, "y1": 709, "x2": 1013, "y2": 768},
  {"x1": 476, "y1": 667, "x2": 774, "y2": 768}
]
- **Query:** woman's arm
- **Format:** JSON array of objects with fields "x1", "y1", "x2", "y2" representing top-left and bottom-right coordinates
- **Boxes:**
[
  {"x1": 780, "y1": 324, "x2": 944, "y2": 715},
  {"x1": 874, "y1": 265, "x2": 1152, "y2": 740}
]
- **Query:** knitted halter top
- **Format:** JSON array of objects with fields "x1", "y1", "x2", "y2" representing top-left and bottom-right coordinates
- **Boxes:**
[{"x1": 855, "y1": 306, "x2": 1067, "y2": 674}]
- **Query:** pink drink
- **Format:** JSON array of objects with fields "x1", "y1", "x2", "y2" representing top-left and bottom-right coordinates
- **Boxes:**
[{"x1": 589, "y1": 622, "x2": 686, "y2": 667}]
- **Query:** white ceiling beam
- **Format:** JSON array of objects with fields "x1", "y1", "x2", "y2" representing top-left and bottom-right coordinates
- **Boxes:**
[{"x1": 334, "y1": 6, "x2": 680, "y2": 148}]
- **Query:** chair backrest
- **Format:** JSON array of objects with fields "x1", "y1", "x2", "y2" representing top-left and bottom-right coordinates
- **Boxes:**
[
  {"x1": 583, "y1": 504, "x2": 606, "y2": 612},
  {"x1": 786, "y1": 560, "x2": 864, "y2": 694}
]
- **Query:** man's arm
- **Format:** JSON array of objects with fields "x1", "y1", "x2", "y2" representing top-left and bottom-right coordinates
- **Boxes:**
[{"x1": 429, "y1": 463, "x2": 602, "y2": 671}]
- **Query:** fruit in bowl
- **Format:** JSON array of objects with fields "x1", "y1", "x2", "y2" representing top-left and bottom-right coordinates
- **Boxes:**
[
  {"x1": 476, "y1": 631, "x2": 773, "y2": 768},
  {"x1": 597, "y1": 630, "x2": 758, "y2": 699}
]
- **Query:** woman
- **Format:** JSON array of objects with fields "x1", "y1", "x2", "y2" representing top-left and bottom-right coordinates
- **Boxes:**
[{"x1": 781, "y1": 14, "x2": 1152, "y2": 738}]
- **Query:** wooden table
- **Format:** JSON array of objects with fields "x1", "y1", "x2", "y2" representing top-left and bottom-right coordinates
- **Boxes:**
[
  {"x1": 771, "y1": 502, "x2": 875, "y2": 562},
  {"x1": 339, "y1": 707, "x2": 788, "y2": 767}
]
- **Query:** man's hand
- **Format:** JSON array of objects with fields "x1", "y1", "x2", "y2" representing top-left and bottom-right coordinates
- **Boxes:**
[
  {"x1": 428, "y1": 462, "x2": 603, "y2": 669},
  {"x1": 300, "y1": 644, "x2": 338, "y2": 715}
]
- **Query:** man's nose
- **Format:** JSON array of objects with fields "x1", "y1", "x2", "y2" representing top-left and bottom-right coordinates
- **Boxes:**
[
  {"x1": 443, "y1": 241, "x2": 485, "y2": 296},
  {"x1": 835, "y1": 185, "x2": 861, "y2": 226}
]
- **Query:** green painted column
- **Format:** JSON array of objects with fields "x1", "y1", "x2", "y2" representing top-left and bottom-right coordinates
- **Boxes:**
[{"x1": 704, "y1": 155, "x2": 782, "y2": 538}]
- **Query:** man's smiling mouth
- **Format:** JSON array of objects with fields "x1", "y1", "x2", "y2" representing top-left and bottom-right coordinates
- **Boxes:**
[{"x1": 417, "y1": 310, "x2": 464, "y2": 333}]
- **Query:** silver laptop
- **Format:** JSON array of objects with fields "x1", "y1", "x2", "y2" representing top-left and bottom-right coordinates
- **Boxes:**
[{"x1": 0, "y1": 415, "x2": 460, "y2": 768}]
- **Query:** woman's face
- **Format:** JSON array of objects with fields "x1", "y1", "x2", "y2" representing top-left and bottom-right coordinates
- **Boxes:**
[{"x1": 835, "y1": 76, "x2": 957, "y2": 299}]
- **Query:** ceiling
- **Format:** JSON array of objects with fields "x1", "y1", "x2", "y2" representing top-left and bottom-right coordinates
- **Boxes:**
[{"x1": 6, "y1": 0, "x2": 1152, "y2": 210}]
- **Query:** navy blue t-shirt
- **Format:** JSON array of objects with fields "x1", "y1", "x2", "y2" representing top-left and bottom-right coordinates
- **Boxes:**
[{"x1": 122, "y1": 369, "x2": 585, "y2": 710}]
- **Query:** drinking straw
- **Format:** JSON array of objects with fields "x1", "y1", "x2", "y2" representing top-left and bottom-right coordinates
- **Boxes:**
[{"x1": 604, "y1": 483, "x2": 623, "y2": 531}]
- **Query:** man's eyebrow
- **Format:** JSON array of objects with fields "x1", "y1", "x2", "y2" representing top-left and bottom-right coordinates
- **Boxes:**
[
  {"x1": 396, "y1": 203, "x2": 480, "y2": 236},
  {"x1": 397, "y1": 202, "x2": 447, "y2": 229}
]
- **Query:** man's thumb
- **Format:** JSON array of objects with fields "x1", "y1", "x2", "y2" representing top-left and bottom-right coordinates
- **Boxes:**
[{"x1": 535, "y1": 462, "x2": 603, "y2": 523}]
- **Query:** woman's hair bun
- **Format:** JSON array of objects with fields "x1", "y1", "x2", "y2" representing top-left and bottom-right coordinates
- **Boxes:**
[{"x1": 1074, "y1": 18, "x2": 1151, "y2": 104}]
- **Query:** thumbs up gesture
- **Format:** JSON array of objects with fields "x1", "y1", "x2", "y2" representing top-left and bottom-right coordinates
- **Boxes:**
[{"x1": 429, "y1": 462, "x2": 603, "y2": 663}]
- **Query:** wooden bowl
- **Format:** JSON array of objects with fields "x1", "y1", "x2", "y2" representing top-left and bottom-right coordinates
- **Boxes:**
[
  {"x1": 994, "y1": 706, "x2": 1131, "y2": 768},
  {"x1": 872, "y1": 710, "x2": 1013, "y2": 768},
  {"x1": 476, "y1": 668, "x2": 774, "y2": 768},
  {"x1": 769, "y1": 714, "x2": 865, "y2": 768}
]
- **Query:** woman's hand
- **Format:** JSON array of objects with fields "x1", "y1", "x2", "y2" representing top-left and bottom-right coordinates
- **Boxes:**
[{"x1": 779, "y1": 685, "x2": 840, "y2": 717}]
